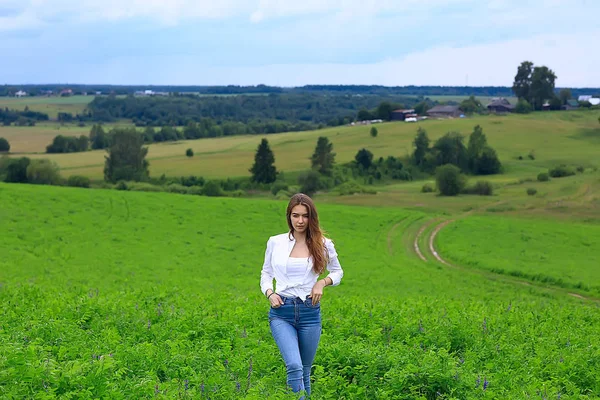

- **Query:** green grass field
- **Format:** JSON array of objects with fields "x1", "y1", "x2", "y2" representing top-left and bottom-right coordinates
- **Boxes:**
[
  {"x1": 2, "y1": 110, "x2": 598, "y2": 183},
  {"x1": 2, "y1": 102, "x2": 600, "y2": 397},
  {"x1": 0, "y1": 96, "x2": 92, "y2": 119},
  {"x1": 1, "y1": 183, "x2": 599, "y2": 399}
]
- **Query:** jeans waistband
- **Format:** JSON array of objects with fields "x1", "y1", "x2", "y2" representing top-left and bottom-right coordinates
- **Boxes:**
[{"x1": 279, "y1": 295, "x2": 311, "y2": 304}]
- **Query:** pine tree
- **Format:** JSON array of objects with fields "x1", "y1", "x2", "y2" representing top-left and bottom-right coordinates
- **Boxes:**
[
  {"x1": 310, "y1": 136, "x2": 336, "y2": 176},
  {"x1": 250, "y1": 138, "x2": 277, "y2": 184}
]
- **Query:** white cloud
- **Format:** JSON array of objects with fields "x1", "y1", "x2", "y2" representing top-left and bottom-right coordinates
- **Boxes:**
[{"x1": 167, "y1": 31, "x2": 598, "y2": 87}]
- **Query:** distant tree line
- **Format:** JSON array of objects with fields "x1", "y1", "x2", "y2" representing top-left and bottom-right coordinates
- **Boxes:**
[
  {"x1": 3, "y1": 84, "x2": 598, "y2": 98},
  {"x1": 84, "y1": 93, "x2": 419, "y2": 128},
  {"x1": 0, "y1": 107, "x2": 49, "y2": 126}
]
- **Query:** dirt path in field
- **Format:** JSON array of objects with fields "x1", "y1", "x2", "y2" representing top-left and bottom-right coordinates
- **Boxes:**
[{"x1": 426, "y1": 218, "x2": 600, "y2": 303}]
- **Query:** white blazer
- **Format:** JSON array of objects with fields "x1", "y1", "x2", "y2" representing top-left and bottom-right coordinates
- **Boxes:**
[{"x1": 260, "y1": 232, "x2": 344, "y2": 297}]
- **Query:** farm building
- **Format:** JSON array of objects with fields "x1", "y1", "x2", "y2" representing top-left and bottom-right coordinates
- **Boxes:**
[
  {"x1": 427, "y1": 105, "x2": 461, "y2": 118},
  {"x1": 562, "y1": 100, "x2": 580, "y2": 110},
  {"x1": 15, "y1": 90, "x2": 27, "y2": 97},
  {"x1": 391, "y1": 109, "x2": 417, "y2": 121},
  {"x1": 487, "y1": 98, "x2": 514, "y2": 113}
]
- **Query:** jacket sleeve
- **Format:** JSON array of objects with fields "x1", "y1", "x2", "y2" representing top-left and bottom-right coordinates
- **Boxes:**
[
  {"x1": 325, "y1": 239, "x2": 344, "y2": 286},
  {"x1": 260, "y1": 237, "x2": 274, "y2": 295}
]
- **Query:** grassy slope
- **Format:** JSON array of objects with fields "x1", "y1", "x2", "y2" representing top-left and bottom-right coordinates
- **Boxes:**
[
  {"x1": 1, "y1": 183, "x2": 599, "y2": 398},
  {"x1": 2, "y1": 110, "x2": 598, "y2": 182}
]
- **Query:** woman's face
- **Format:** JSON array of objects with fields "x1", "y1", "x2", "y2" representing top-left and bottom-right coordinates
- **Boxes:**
[{"x1": 290, "y1": 204, "x2": 309, "y2": 233}]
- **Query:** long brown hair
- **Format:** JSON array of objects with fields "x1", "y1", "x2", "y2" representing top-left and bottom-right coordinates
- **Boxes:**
[{"x1": 286, "y1": 193, "x2": 328, "y2": 274}]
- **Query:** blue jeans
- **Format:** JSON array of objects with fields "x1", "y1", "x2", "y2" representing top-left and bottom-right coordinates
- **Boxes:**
[{"x1": 269, "y1": 295, "x2": 322, "y2": 396}]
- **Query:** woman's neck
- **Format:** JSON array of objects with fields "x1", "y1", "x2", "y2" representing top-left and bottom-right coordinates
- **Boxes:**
[{"x1": 293, "y1": 231, "x2": 307, "y2": 243}]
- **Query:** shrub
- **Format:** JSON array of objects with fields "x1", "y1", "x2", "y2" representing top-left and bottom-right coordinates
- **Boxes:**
[
  {"x1": 528, "y1": 150, "x2": 535, "y2": 160},
  {"x1": 334, "y1": 181, "x2": 376, "y2": 196},
  {"x1": 298, "y1": 170, "x2": 322, "y2": 196},
  {"x1": 0, "y1": 137, "x2": 10, "y2": 152},
  {"x1": 576, "y1": 166, "x2": 585, "y2": 173},
  {"x1": 26, "y1": 159, "x2": 62, "y2": 185},
  {"x1": 435, "y1": 164, "x2": 466, "y2": 196},
  {"x1": 421, "y1": 183, "x2": 434, "y2": 193},
  {"x1": 166, "y1": 183, "x2": 190, "y2": 194},
  {"x1": 271, "y1": 181, "x2": 289, "y2": 196},
  {"x1": 202, "y1": 180, "x2": 223, "y2": 197},
  {"x1": 463, "y1": 180, "x2": 493, "y2": 196},
  {"x1": 186, "y1": 148, "x2": 194, "y2": 157},
  {"x1": 537, "y1": 172, "x2": 550, "y2": 182},
  {"x1": 370, "y1": 127, "x2": 378, "y2": 138},
  {"x1": 549, "y1": 165, "x2": 576, "y2": 178},
  {"x1": 527, "y1": 188, "x2": 537, "y2": 196},
  {"x1": 67, "y1": 175, "x2": 91, "y2": 188},
  {"x1": 128, "y1": 182, "x2": 163, "y2": 192},
  {"x1": 115, "y1": 181, "x2": 129, "y2": 190}
]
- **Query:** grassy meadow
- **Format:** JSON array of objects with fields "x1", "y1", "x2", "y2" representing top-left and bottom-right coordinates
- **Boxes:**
[
  {"x1": 2, "y1": 110, "x2": 599, "y2": 183},
  {"x1": 1, "y1": 183, "x2": 600, "y2": 399},
  {"x1": 2, "y1": 100, "x2": 600, "y2": 398}
]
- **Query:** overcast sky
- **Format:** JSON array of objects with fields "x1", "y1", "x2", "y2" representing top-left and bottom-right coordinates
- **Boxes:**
[{"x1": 1, "y1": 0, "x2": 598, "y2": 87}]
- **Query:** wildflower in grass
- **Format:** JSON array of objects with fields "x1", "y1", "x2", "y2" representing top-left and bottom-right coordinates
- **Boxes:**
[
  {"x1": 155, "y1": 385, "x2": 159, "y2": 394},
  {"x1": 482, "y1": 317, "x2": 487, "y2": 333},
  {"x1": 236, "y1": 382, "x2": 241, "y2": 391},
  {"x1": 200, "y1": 382, "x2": 205, "y2": 393},
  {"x1": 147, "y1": 320, "x2": 151, "y2": 329},
  {"x1": 475, "y1": 376, "x2": 480, "y2": 388},
  {"x1": 483, "y1": 377, "x2": 488, "y2": 390},
  {"x1": 419, "y1": 320, "x2": 424, "y2": 332},
  {"x1": 224, "y1": 359, "x2": 229, "y2": 367},
  {"x1": 507, "y1": 302, "x2": 512, "y2": 311},
  {"x1": 184, "y1": 380, "x2": 189, "y2": 391},
  {"x1": 459, "y1": 358, "x2": 464, "y2": 364}
]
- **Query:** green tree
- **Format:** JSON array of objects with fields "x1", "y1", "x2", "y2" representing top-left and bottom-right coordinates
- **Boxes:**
[
  {"x1": 512, "y1": 61, "x2": 534, "y2": 102},
  {"x1": 77, "y1": 135, "x2": 89, "y2": 151},
  {"x1": 249, "y1": 138, "x2": 277, "y2": 184},
  {"x1": 549, "y1": 96, "x2": 563, "y2": 111},
  {"x1": 357, "y1": 108, "x2": 373, "y2": 121},
  {"x1": 89, "y1": 124, "x2": 109, "y2": 150},
  {"x1": 467, "y1": 125, "x2": 487, "y2": 173},
  {"x1": 0, "y1": 137, "x2": 9, "y2": 152},
  {"x1": 414, "y1": 101, "x2": 430, "y2": 115},
  {"x1": 143, "y1": 126, "x2": 156, "y2": 143},
  {"x1": 413, "y1": 127, "x2": 430, "y2": 169},
  {"x1": 376, "y1": 102, "x2": 394, "y2": 121},
  {"x1": 355, "y1": 148, "x2": 373, "y2": 170},
  {"x1": 435, "y1": 164, "x2": 466, "y2": 196},
  {"x1": 298, "y1": 170, "x2": 321, "y2": 196},
  {"x1": 476, "y1": 146, "x2": 502, "y2": 175},
  {"x1": 432, "y1": 132, "x2": 468, "y2": 172},
  {"x1": 26, "y1": 159, "x2": 62, "y2": 185},
  {"x1": 530, "y1": 66, "x2": 557, "y2": 110},
  {"x1": 370, "y1": 127, "x2": 378, "y2": 138},
  {"x1": 514, "y1": 99, "x2": 533, "y2": 114},
  {"x1": 559, "y1": 88, "x2": 572, "y2": 105},
  {"x1": 103, "y1": 128, "x2": 150, "y2": 183},
  {"x1": 310, "y1": 136, "x2": 335, "y2": 176},
  {"x1": 459, "y1": 96, "x2": 483, "y2": 114},
  {"x1": 186, "y1": 148, "x2": 194, "y2": 157},
  {"x1": 3, "y1": 157, "x2": 30, "y2": 183}
]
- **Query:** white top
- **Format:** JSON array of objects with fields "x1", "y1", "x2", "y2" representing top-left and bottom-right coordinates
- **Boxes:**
[
  {"x1": 279, "y1": 257, "x2": 310, "y2": 298},
  {"x1": 260, "y1": 233, "x2": 344, "y2": 300}
]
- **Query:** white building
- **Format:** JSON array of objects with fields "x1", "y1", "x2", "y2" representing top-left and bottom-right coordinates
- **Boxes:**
[{"x1": 15, "y1": 90, "x2": 27, "y2": 97}]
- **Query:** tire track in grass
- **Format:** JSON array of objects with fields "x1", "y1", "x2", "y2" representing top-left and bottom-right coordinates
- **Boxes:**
[{"x1": 428, "y1": 218, "x2": 600, "y2": 303}]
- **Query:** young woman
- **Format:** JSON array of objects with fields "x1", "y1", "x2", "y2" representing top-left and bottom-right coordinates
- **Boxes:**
[{"x1": 260, "y1": 193, "x2": 344, "y2": 397}]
